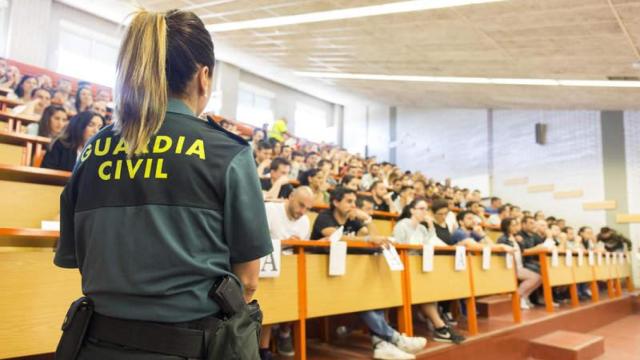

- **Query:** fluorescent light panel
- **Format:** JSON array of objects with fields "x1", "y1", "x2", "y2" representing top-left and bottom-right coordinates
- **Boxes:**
[
  {"x1": 206, "y1": 0, "x2": 504, "y2": 32},
  {"x1": 293, "y1": 71, "x2": 640, "y2": 88}
]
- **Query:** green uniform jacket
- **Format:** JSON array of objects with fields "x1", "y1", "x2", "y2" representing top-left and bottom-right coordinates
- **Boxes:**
[{"x1": 54, "y1": 99, "x2": 273, "y2": 322}]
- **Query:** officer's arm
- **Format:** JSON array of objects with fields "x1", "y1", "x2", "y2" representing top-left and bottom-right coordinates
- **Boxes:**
[
  {"x1": 224, "y1": 147, "x2": 274, "y2": 299},
  {"x1": 232, "y1": 260, "x2": 260, "y2": 302}
]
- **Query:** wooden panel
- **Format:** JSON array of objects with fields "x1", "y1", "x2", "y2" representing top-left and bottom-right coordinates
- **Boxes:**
[
  {"x1": 616, "y1": 214, "x2": 640, "y2": 223},
  {"x1": 409, "y1": 255, "x2": 471, "y2": 303},
  {"x1": 527, "y1": 184, "x2": 555, "y2": 193},
  {"x1": 372, "y1": 218, "x2": 393, "y2": 237},
  {"x1": 254, "y1": 255, "x2": 298, "y2": 325},
  {"x1": 0, "y1": 251, "x2": 82, "y2": 358},
  {"x1": 546, "y1": 256, "x2": 574, "y2": 286},
  {"x1": 618, "y1": 262, "x2": 631, "y2": 278},
  {"x1": 582, "y1": 201, "x2": 616, "y2": 210},
  {"x1": 572, "y1": 259, "x2": 593, "y2": 283},
  {"x1": 553, "y1": 190, "x2": 584, "y2": 199},
  {"x1": 0, "y1": 180, "x2": 62, "y2": 228},
  {"x1": 306, "y1": 254, "x2": 403, "y2": 318},
  {"x1": 594, "y1": 263, "x2": 612, "y2": 281},
  {"x1": 471, "y1": 255, "x2": 517, "y2": 297},
  {"x1": 0, "y1": 143, "x2": 24, "y2": 166},
  {"x1": 504, "y1": 177, "x2": 528, "y2": 186},
  {"x1": 0, "y1": 227, "x2": 59, "y2": 248}
]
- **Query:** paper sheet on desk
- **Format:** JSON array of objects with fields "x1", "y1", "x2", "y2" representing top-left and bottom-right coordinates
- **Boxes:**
[
  {"x1": 382, "y1": 245, "x2": 404, "y2": 271},
  {"x1": 329, "y1": 226, "x2": 344, "y2": 242},
  {"x1": 329, "y1": 241, "x2": 347, "y2": 276},
  {"x1": 454, "y1": 246, "x2": 466, "y2": 271},
  {"x1": 422, "y1": 244, "x2": 434, "y2": 272},
  {"x1": 482, "y1": 246, "x2": 491, "y2": 270}
]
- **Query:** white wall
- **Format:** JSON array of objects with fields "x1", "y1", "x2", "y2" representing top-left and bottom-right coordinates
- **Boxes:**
[
  {"x1": 491, "y1": 110, "x2": 606, "y2": 228},
  {"x1": 343, "y1": 104, "x2": 367, "y2": 156},
  {"x1": 624, "y1": 112, "x2": 640, "y2": 284},
  {"x1": 393, "y1": 107, "x2": 607, "y2": 228},
  {"x1": 396, "y1": 108, "x2": 490, "y2": 191},
  {"x1": 6, "y1": 0, "x2": 52, "y2": 66},
  {"x1": 367, "y1": 104, "x2": 390, "y2": 161}
]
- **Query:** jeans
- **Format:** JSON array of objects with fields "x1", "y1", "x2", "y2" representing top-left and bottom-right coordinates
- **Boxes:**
[{"x1": 358, "y1": 310, "x2": 396, "y2": 342}]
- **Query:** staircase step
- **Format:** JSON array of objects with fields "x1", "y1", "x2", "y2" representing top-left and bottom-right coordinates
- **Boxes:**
[
  {"x1": 529, "y1": 330, "x2": 604, "y2": 360},
  {"x1": 476, "y1": 295, "x2": 512, "y2": 318},
  {"x1": 632, "y1": 294, "x2": 640, "y2": 313}
]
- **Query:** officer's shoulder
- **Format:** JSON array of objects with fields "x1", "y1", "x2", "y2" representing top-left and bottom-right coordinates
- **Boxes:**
[{"x1": 203, "y1": 116, "x2": 250, "y2": 146}]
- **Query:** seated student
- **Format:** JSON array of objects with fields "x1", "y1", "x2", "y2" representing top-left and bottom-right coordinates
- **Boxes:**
[
  {"x1": 260, "y1": 187, "x2": 314, "y2": 360},
  {"x1": 445, "y1": 198, "x2": 458, "y2": 232},
  {"x1": 448, "y1": 210, "x2": 489, "y2": 248},
  {"x1": 310, "y1": 187, "x2": 374, "y2": 240},
  {"x1": 280, "y1": 144, "x2": 292, "y2": 160},
  {"x1": 261, "y1": 157, "x2": 294, "y2": 200},
  {"x1": 393, "y1": 186, "x2": 414, "y2": 214},
  {"x1": 91, "y1": 100, "x2": 108, "y2": 119},
  {"x1": 465, "y1": 201, "x2": 484, "y2": 226},
  {"x1": 96, "y1": 88, "x2": 112, "y2": 102},
  {"x1": 41, "y1": 111, "x2": 103, "y2": 171},
  {"x1": 393, "y1": 199, "x2": 465, "y2": 344},
  {"x1": 14, "y1": 75, "x2": 38, "y2": 101},
  {"x1": 389, "y1": 176, "x2": 403, "y2": 200},
  {"x1": 311, "y1": 188, "x2": 426, "y2": 359},
  {"x1": 360, "y1": 163, "x2": 381, "y2": 191},
  {"x1": 486, "y1": 197, "x2": 502, "y2": 215},
  {"x1": 317, "y1": 159, "x2": 337, "y2": 186},
  {"x1": 13, "y1": 87, "x2": 52, "y2": 118},
  {"x1": 37, "y1": 74, "x2": 52, "y2": 89},
  {"x1": 370, "y1": 180, "x2": 398, "y2": 213},
  {"x1": 304, "y1": 168, "x2": 330, "y2": 205},
  {"x1": 288, "y1": 150, "x2": 304, "y2": 179},
  {"x1": 519, "y1": 216, "x2": 559, "y2": 307},
  {"x1": 29, "y1": 105, "x2": 68, "y2": 140},
  {"x1": 497, "y1": 218, "x2": 542, "y2": 310},
  {"x1": 75, "y1": 85, "x2": 94, "y2": 113},
  {"x1": 340, "y1": 174, "x2": 361, "y2": 191},
  {"x1": 255, "y1": 140, "x2": 274, "y2": 175},
  {"x1": 488, "y1": 204, "x2": 510, "y2": 226},
  {"x1": 250, "y1": 127, "x2": 266, "y2": 150},
  {"x1": 578, "y1": 226, "x2": 599, "y2": 251},
  {"x1": 431, "y1": 199, "x2": 452, "y2": 244},
  {"x1": 0, "y1": 65, "x2": 21, "y2": 89},
  {"x1": 300, "y1": 151, "x2": 319, "y2": 173}
]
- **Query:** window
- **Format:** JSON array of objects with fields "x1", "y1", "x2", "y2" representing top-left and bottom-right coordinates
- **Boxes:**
[
  {"x1": 56, "y1": 21, "x2": 119, "y2": 87},
  {"x1": 235, "y1": 83, "x2": 275, "y2": 128},
  {"x1": 295, "y1": 102, "x2": 334, "y2": 143}
]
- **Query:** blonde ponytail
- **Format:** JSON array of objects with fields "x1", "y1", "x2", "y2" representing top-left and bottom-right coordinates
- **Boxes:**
[{"x1": 114, "y1": 11, "x2": 168, "y2": 156}]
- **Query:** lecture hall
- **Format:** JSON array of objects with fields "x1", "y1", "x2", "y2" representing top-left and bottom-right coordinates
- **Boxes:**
[{"x1": 0, "y1": 0, "x2": 639, "y2": 359}]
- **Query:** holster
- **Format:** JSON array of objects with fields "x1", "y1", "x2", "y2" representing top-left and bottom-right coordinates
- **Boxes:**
[
  {"x1": 55, "y1": 297, "x2": 94, "y2": 360},
  {"x1": 207, "y1": 299, "x2": 263, "y2": 360}
]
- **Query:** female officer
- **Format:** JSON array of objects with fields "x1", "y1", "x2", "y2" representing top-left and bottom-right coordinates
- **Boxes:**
[{"x1": 54, "y1": 9, "x2": 272, "y2": 359}]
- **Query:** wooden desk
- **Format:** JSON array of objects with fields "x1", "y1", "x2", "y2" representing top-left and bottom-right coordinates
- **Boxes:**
[
  {"x1": 0, "y1": 96, "x2": 23, "y2": 110},
  {"x1": 0, "y1": 131, "x2": 50, "y2": 166},
  {"x1": 254, "y1": 255, "x2": 299, "y2": 325},
  {"x1": 0, "y1": 165, "x2": 67, "y2": 228},
  {"x1": 0, "y1": 227, "x2": 59, "y2": 249},
  {"x1": 0, "y1": 110, "x2": 39, "y2": 133},
  {"x1": 0, "y1": 164, "x2": 70, "y2": 186},
  {"x1": 0, "y1": 251, "x2": 82, "y2": 359}
]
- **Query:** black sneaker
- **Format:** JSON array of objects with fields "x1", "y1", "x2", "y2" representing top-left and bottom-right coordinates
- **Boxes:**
[
  {"x1": 442, "y1": 312, "x2": 458, "y2": 326},
  {"x1": 433, "y1": 326, "x2": 465, "y2": 345},
  {"x1": 277, "y1": 334, "x2": 295, "y2": 357}
]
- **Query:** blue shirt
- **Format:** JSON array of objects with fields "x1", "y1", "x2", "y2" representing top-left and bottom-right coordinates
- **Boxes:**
[{"x1": 450, "y1": 228, "x2": 484, "y2": 245}]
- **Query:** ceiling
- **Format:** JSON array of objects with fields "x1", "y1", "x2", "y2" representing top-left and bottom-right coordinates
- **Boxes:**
[{"x1": 93, "y1": 0, "x2": 640, "y2": 109}]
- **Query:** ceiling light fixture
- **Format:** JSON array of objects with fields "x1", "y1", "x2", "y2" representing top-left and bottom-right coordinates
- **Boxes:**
[
  {"x1": 206, "y1": 0, "x2": 504, "y2": 32},
  {"x1": 293, "y1": 71, "x2": 640, "y2": 88}
]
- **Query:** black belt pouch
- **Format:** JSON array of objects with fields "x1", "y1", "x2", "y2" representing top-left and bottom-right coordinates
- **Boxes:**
[
  {"x1": 55, "y1": 297, "x2": 94, "y2": 360},
  {"x1": 207, "y1": 300, "x2": 263, "y2": 360}
]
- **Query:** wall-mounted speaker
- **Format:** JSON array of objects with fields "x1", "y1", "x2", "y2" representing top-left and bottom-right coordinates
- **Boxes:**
[{"x1": 535, "y1": 123, "x2": 547, "y2": 145}]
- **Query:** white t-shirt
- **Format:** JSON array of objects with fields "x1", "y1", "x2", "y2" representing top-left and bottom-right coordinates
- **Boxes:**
[{"x1": 265, "y1": 202, "x2": 310, "y2": 240}]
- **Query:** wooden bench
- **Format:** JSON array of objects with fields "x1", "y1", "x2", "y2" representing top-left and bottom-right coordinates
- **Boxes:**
[
  {"x1": 0, "y1": 131, "x2": 50, "y2": 166},
  {"x1": 0, "y1": 111, "x2": 39, "y2": 133}
]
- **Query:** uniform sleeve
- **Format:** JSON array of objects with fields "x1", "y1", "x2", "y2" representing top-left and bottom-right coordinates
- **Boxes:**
[
  {"x1": 54, "y1": 181, "x2": 78, "y2": 268},
  {"x1": 224, "y1": 147, "x2": 274, "y2": 263},
  {"x1": 449, "y1": 230, "x2": 465, "y2": 245},
  {"x1": 311, "y1": 212, "x2": 334, "y2": 240}
]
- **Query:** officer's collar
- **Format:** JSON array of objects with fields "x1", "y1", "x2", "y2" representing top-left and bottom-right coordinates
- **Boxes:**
[{"x1": 167, "y1": 98, "x2": 196, "y2": 117}]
